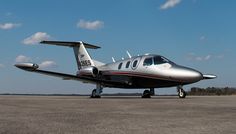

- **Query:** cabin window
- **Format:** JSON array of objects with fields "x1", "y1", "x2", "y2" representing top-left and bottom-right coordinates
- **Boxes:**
[
  {"x1": 132, "y1": 60, "x2": 138, "y2": 68},
  {"x1": 143, "y1": 57, "x2": 153, "y2": 66},
  {"x1": 118, "y1": 62, "x2": 123, "y2": 70},
  {"x1": 131, "y1": 57, "x2": 141, "y2": 70},
  {"x1": 154, "y1": 56, "x2": 169, "y2": 65},
  {"x1": 126, "y1": 61, "x2": 130, "y2": 68}
]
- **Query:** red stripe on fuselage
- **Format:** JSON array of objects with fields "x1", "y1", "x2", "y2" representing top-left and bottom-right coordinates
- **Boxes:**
[{"x1": 103, "y1": 71, "x2": 179, "y2": 82}]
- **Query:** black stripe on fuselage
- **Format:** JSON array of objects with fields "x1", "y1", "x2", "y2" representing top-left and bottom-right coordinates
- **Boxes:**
[
  {"x1": 102, "y1": 70, "x2": 178, "y2": 82},
  {"x1": 97, "y1": 70, "x2": 190, "y2": 88}
]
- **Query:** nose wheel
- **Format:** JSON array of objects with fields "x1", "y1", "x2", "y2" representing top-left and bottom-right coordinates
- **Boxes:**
[{"x1": 177, "y1": 86, "x2": 186, "y2": 98}]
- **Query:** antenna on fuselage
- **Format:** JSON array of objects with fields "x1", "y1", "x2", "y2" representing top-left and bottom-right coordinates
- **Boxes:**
[
  {"x1": 126, "y1": 51, "x2": 131, "y2": 58},
  {"x1": 112, "y1": 57, "x2": 115, "y2": 62}
]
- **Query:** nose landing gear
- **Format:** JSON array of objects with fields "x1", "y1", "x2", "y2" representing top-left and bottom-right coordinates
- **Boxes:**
[{"x1": 177, "y1": 86, "x2": 186, "y2": 98}]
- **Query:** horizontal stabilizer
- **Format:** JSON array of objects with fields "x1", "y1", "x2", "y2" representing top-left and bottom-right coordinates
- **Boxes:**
[
  {"x1": 203, "y1": 74, "x2": 217, "y2": 79},
  {"x1": 40, "y1": 41, "x2": 100, "y2": 49}
]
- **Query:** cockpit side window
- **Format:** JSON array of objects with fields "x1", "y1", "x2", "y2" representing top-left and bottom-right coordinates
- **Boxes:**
[
  {"x1": 143, "y1": 57, "x2": 153, "y2": 66},
  {"x1": 118, "y1": 62, "x2": 123, "y2": 70},
  {"x1": 154, "y1": 56, "x2": 169, "y2": 65}
]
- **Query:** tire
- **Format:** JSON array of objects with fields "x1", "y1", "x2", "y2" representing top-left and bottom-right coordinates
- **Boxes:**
[
  {"x1": 178, "y1": 90, "x2": 186, "y2": 98},
  {"x1": 91, "y1": 89, "x2": 101, "y2": 98},
  {"x1": 142, "y1": 90, "x2": 151, "y2": 98}
]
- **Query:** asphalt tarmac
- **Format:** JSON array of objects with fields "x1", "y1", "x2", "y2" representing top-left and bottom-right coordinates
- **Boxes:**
[{"x1": 0, "y1": 95, "x2": 235, "y2": 134}]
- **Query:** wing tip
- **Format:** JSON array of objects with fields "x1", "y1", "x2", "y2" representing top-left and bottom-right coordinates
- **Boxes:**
[{"x1": 15, "y1": 63, "x2": 39, "y2": 71}]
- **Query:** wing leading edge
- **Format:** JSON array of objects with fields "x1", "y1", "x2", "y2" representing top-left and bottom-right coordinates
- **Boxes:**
[{"x1": 15, "y1": 63, "x2": 91, "y2": 82}]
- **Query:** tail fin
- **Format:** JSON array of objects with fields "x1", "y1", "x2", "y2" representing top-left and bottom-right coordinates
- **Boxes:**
[{"x1": 40, "y1": 41, "x2": 100, "y2": 70}]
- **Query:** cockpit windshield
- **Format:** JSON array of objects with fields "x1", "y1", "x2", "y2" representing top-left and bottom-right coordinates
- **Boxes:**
[
  {"x1": 143, "y1": 55, "x2": 173, "y2": 66},
  {"x1": 154, "y1": 56, "x2": 170, "y2": 65}
]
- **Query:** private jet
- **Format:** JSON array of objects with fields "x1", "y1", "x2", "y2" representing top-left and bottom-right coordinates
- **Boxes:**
[{"x1": 15, "y1": 41, "x2": 216, "y2": 98}]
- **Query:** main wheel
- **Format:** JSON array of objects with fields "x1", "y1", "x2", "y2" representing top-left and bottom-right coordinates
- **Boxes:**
[
  {"x1": 142, "y1": 90, "x2": 151, "y2": 98},
  {"x1": 91, "y1": 89, "x2": 101, "y2": 98},
  {"x1": 178, "y1": 90, "x2": 186, "y2": 98}
]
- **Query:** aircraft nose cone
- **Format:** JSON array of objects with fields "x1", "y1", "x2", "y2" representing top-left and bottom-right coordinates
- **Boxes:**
[
  {"x1": 171, "y1": 66, "x2": 203, "y2": 82},
  {"x1": 186, "y1": 69, "x2": 203, "y2": 82}
]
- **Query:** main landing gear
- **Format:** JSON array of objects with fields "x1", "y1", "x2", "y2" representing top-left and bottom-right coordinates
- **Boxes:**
[
  {"x1": 91, "y1": 84, "x2": 103, "y2": 98},
  {"x1": 90, "y1": 85, "x2": 186, "y2": 98},
  {"x1": 142, "y1": 88, "x2": 155, "y2": 98},
  {"x1": 177, "y1": 85, "x2": 186, "y2": 98}
]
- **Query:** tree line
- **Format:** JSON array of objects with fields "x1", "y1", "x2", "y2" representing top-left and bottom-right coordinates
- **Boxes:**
[{"x1": 187, "y1": 87, "x2": 236, "y2": 96}]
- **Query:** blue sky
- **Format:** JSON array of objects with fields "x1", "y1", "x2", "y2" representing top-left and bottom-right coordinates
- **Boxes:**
[{"x1": 0, "y1": 0, "x2": 235, "y2": 94}]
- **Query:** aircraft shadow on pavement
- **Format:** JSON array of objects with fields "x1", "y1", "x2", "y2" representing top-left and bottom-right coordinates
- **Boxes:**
[{"x1": 86, "y1": 96, "x2": 187, "y2": 100}]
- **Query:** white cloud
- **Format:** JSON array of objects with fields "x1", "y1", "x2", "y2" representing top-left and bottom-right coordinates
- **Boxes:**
[
  {"x1": 187, "y1": 53, "x2": 212, "y2": 61},
  {"x1": 0, "y1": 23, "x2": 21, "y2": 30},
  {"x1": 160, "y1": 0, "x2": 181, "y2": 10},
  {"x1": 192, "y1": 0, "x2": 197, "y2": 3},
  {"x1": 39, "y1": 61, "x2": 57, "y2": 68},
  {"x1": 200, "y1": 36, "x2": 206, "y2": 41},
  {"x1": 0, "y1": 64, "x2": 4, "y2": 68},
  {"x1": 5, "y1": 12, "x2": 13, "y2": 16},
  {"x1": 204, "y1": 55, "x2": 211, "y2": 60},
  {"x1": 15, "y1": 55, "x2": 57, "y2": 68},
  {"x1": 77, "y1": 19, "x2": 104, "y2": 30},
  {"x1": 22, "y1": 32, "x2": 51, "y2": 45},
  {"x1": 216, "y1": 54, "x2": 224, "y2": 59},
  {"x1": 15, "y1": 55, "x2": 31, "y2": 63},
  {"x1": 194, "y1": 57, "x2": 202, "y2": 61}
]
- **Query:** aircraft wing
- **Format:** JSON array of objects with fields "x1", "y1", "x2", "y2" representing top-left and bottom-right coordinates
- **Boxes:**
[{"x1": 15, "y1": 63, "x2": 125, "y2": 85}]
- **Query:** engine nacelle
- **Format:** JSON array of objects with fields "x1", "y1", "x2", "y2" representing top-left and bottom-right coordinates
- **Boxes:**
[{"x1": 77, "y1": 66, "x2": 99, "y2": 77}]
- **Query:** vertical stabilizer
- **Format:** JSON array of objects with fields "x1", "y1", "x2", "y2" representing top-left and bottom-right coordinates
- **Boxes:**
[
  {"x1": 40, "y1": 41, "x2": 100, "y2": 70},
  {"x1": 73, "y1": 43, "x2": 95, "y2": 70}
]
